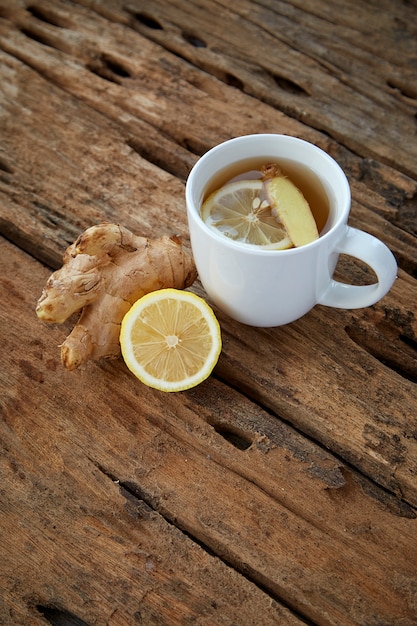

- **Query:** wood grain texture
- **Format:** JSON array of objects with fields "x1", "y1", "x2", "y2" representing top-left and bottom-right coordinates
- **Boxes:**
[
  {"x1": 0, "y1": 1, "x2": 416, "y2": 624},
  {"x1": 73, "y1": 0, "x2": 417, "y2": 177},
  {"x1": 0, "y1": 0, "x2": 416, "y2": 262},
  {"x1": 1, "y1": 237, "x2": 416, "y2": 625}
]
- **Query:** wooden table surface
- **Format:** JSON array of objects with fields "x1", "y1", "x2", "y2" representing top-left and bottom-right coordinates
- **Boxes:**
[{"x1": 1, "y1": 1, "x2": 416, "y2": 625}]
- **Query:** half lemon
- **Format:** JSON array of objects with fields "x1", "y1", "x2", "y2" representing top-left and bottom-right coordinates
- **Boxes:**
[
  {"x1": 120, "y1": 289, "x2": 221, "y2": 392},
  {"x1": 201, "y1": 180, "x2": 292, "y2": 250}
]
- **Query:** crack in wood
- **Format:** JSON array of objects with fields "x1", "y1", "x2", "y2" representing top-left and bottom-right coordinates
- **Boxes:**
[
  {"x1": 126, "y1": 137, "x2": 196, "y2": 180},
  {"x1": 181, "y1": 31, "x2": 207, "y2": 48},
  {"x1": 19, "y1": 25, "x2": 58, "y2": 50},
  {"x1": 210, "y1": 423, "x2": 253, "y2": 450},
  {"x1": 37, "y1": 605, "x2": 90, "y2": 626},
  {"x1": 98, "y1": 468, "x2": 318, "y2": 626},
  {"x1": 387, "y1": 78, "x2": 417, "y2": 101},
  {"x1": 0, "y1": 158, "x2": 14, "y2": 174},
  {"x1": 26, "y1": 5, "x2": 67, "y2": 29},
  {"x1": 86, "y1": 53, "x2": 131, "y2": 84},
  {"x1": 128, "y1": 11, "x2": 164, "y2": 31},
  {"x1": 345, "y1": 314, "x2": 417, "y2": 384},
  {"x1": 271, "y1": 73, "x2": 310, "y2": 96},
  {"x1": 210, "y1": 371, "x2": 416, "y2": 516}
]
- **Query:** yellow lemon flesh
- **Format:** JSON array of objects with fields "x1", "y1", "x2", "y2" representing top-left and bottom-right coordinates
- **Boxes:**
[
  {"x1": 201, "y1": 180, "x2": 292, "y2": 250},
  {"x1": 120, "y1": 289, "x2": 221, "y2": 392},
  {"x1": 265, "y1": 176, "x2": 319, "y2": 247}
]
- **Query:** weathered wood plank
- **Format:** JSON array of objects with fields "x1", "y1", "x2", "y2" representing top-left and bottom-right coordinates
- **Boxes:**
[
  {"x1": 0, "y1": 50, "x2": 194, "y2": 268},
  {"x1": 0, "y1": 4, "x2": 416, "y2": 507},
  {"x1": 1, "y1": 237, "x2": 416, "y2": 625},
  {"x1": 1, "y1": 2, "x2": 416, "y2": 625},
  {"x1": 278, "y1": 0, "x2": 417, "y2": 70},
  {"x1": 0, "y1": 240, "x2": 305, "y2": 626},
  {"x1": 67, "y1": 0, "x2": 417, "y2": 177},
  {"x1": 213, "y1": 270, "x2": 417, "y2": 507},
  {"x1": 0, "y1": 29, "x2": 416, "y2": 267}
]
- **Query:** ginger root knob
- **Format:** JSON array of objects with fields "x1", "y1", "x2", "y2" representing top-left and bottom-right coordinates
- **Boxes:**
[{"x1": 36, "y1": 223, "x2": 197, "y2": 370}]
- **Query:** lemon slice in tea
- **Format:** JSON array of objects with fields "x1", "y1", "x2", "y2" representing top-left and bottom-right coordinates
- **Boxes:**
[
  {"x1": 201, "y1": 180, "x2": 292, "y2": 250},
  {"x1": 120, "y1": 289, "x2": 221, "y2": 392}
]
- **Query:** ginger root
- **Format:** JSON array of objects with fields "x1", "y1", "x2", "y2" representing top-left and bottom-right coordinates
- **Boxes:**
[{"x1": 36, "y1": 223, "x2": 197, "y2": 370}]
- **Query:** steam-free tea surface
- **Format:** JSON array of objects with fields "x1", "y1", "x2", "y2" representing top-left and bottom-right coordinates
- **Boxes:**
[{"x1": 203, "y1": 158, "x2": 330, "y2": 233}]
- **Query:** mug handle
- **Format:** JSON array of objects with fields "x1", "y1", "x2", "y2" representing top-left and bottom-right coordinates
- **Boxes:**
[{"x1": 317, "y1": 227, "x2": 397, "y2": 309}]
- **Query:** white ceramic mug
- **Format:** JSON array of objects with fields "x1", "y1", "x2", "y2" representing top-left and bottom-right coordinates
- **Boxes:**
[{"x1": 185, "y1": 134, "x2": 397, "y2": 327}]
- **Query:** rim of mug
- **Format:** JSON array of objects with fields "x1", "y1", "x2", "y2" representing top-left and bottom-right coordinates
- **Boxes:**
[{"x1": 185, "y1": 133, "x2": 351, "y2": 255}]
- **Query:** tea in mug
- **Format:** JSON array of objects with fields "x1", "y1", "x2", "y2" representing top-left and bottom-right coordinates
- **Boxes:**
[{"x1": 201, "y1": 157, "x2": 330, "y2": 249}]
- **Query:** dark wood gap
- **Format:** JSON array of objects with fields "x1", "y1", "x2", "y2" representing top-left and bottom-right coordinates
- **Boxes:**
[
  {"x1": 401, "y1": 334, "x2": 417, "y2": 351},
  {"x1": 27, "y1": 5, "x2": 68, "y2": 29},
  {"x1": 271, "y1": 73, "x2": 310, "y2": 96},
  {"x1": 19, "y1": 26, "x2": 58, "y2": 49},
  {"x1": 386, "y1": 79, "x2": 417, "y2": 101},
  {"x1": 126, "y1": 138, "x2": 192, "y2": 180},
  {"x1": 212, "y1": 425, "x2": 253, "y2": 450},
  {"x1": 100, "y1": 54, "x2": 131, "y2": 78},
  {"x1": 128, "y1": 11, "x2": 164, "y2": 31},
  {"x1": 181, "y1": 31, "x2": 207, "y2": 48},
  {"x1": 36, "y1": 606, "x2": 89, "y2": 626},
  {"x1": 345, "y1": 325, "x2": 417, "y2": 384},
  {"x1": 0, "y1": 158, "x2": 14, "y2": 174},
  {"x1": 86, "y1": 54, "x2": 131, "y2": 84}
]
